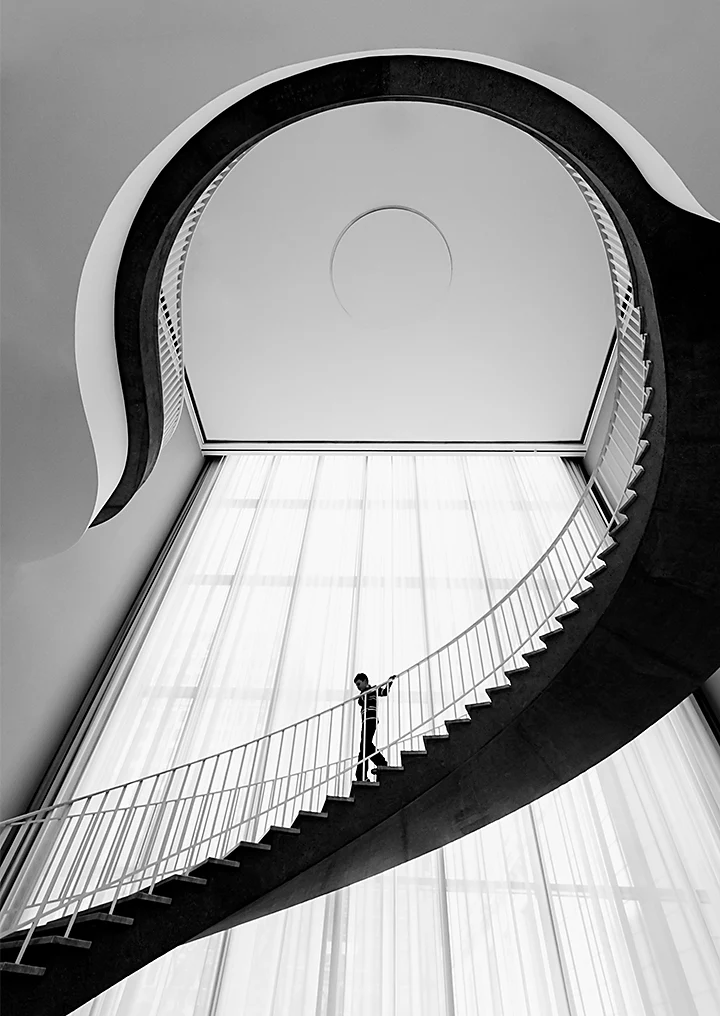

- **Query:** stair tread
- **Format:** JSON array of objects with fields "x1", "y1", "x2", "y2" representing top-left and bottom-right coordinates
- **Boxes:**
[
  {"x1": 33, "y1": 913, "x2": 134, "y2": 935},
  {"x1": 0, "y1": 961, "x2": 46, "y2": 976},
  {"x1": 72, "y1": 912, "x2": 134, "y2": 927},
  {"x1": 224, "y1": 841, "x2": 273, "y2": 862},
  {"x1": 0, "y1": 935, "x2": 92, "y2": 950},
  {"x1": 194, "y1": 857, "x2": 241, "y2": 869},
  {"x1": 503, "y1": 666, "x2": 530, "y2": 679},
  {"x1": 159, "y1": 874, "x2": 207, "y2": 886},
  {"x1": 465, "y1": 702, "x2": 492, "y2": 714},
  {"x1": 123, "y1": 892, "x2": 172, "y2": 905},
  {"x1": 556, "y1": 605, "x2": 580, "y2": 619}
]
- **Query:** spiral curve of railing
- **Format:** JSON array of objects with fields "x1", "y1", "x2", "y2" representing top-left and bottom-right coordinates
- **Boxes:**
[
  {"x1": 155, "y1": 151, "x2": 247, "y2": 450},
  {"x1": 0, "y1": 169, "x2": 651, "y2": 964}
]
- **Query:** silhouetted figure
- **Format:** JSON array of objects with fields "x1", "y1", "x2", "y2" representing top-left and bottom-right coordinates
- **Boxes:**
[{"x1": 354, "y1": 672, "x2": 396, "y2": 782}]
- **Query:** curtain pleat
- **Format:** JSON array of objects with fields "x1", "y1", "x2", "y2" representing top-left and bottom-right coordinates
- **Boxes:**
[{"x1": 68, "y1": 455, "x2": 720, "y2": 1016}]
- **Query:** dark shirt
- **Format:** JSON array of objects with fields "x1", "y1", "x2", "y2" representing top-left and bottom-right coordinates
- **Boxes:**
[{"x1": 357, "y1": 680, "x2": 393, "y2": 722}]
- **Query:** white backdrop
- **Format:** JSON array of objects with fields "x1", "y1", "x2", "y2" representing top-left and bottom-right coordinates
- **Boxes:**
[{"x1": 70, "y1": 455, "x2": 720, "y2": 1015}]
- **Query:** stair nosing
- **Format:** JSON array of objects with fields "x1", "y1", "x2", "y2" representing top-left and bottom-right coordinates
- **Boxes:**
[
  {"x1": 0, "y1": 935, "x2": 92, "y2": 950},
  {"x1": 0, "y1": 961, "x2": 46, "y2": 975}
]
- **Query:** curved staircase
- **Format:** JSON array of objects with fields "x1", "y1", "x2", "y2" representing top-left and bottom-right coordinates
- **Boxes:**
[{"x1": 1, "y1": 54, "x2": 719, "y2": 1016}]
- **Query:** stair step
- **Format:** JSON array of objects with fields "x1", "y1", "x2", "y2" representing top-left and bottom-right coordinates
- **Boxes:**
[
  {"x1": 465, "y1": 702, "x2": 492, "y2": 717},
  {"x1": 503, "y1": 667, "x2": 529, "y2": 680},
  {"x1": 555, "y1": 605, "x2": 579, "y2": 622},
  {"x1": 159, "y1": 874, "x2": 208, "y2": 886},
  {"x1": 371, "y1": 766, "x2": 403, "y2": 775},
  {"x1": 399, "y1": 750, "x2": 428, "y2": 757},
  {"x1": 351, "y1": 780, "x2": 380, "y2": 790},
  {"x1": 189, "y1": 857, "x2": 241, "y2": 875},
  {"x1": 292, "y1": 811, "x2": 329, "y2": 828},
  {"x1": 0, "y1": 935, "x2": 92, "y2": 953},
  {"x1": 36, "y1": 912, "x2": 134, "y2": 937},
  {"x1": 521, "y1": 647, "x2": 546, "y2": 660},
  {"x1": 423, "y1": 734, "x2": 450, "y2": 745},
  {"x1": 323, "y1": 795, "x2": 355, "y2": 808},
  {"x1": 399, "y1": 752, "x2": 427, "y2": 766},
  {"x1": 152, "y1": 874, "x2": 208, "y2": 897},
  {"x1": 610, "y1": 515, "x2": 629, "y2": 534},
  {"x1": 539, "y1": 629, "x2": 564, "y2": 645},
  {"x1": 0, "y1": 961, "x2": 46, "y2": 976},
  {"x1": 263, "y1": 825, "x2": 300, "y2": 836},
  {"x1": 260, "y1": 826, "x2": 301, "y2": 847},
  {"x1": 486, "y1": 684, "x2": 512, "y2": 700},
  {"x1": 69, "y1": 912, "x2": 134, "y2": 929},
  {"x1": 118, "y1": 892, "x2": 172, "y2": 906},
  {"x1": 445, "y1": 717, "x2": 471, "y2": 728},
  {"x1": 225, "y1": 841, "x2": 272, "y2": 861},
  {"x1": 635, "y1": 439, "x2": 649, "y2": 463}
]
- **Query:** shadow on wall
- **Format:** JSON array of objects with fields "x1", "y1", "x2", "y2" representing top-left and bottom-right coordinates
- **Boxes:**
[
  {"x1": 0, "y1": 342, "x2": 100, "y2": 567},
  {"x1": 0, "y1": 409, "x2": 203, "y2": 822}
]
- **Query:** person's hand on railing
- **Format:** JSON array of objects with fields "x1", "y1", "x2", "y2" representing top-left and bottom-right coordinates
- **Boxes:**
[{"x1": 378, "y1": 675, "x2": 396, "y2": 697}]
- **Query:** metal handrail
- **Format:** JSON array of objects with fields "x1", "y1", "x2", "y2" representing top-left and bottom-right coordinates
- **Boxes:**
[
  {"x1": 0, "y1": 170, "x2": 651, "y2": 960},
  {"x1": 155, "y1": 150, "x2": 248, "y2": 450}
]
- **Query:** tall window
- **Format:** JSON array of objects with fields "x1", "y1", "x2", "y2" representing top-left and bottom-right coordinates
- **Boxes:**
[{"x1": 70, "y1": 456, "x2": 720, "y2": 1016}]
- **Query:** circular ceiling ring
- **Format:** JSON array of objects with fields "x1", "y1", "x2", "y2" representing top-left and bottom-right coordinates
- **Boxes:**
[{"x1": 328, "y1": 204, "x2": 454, "y2": 322}]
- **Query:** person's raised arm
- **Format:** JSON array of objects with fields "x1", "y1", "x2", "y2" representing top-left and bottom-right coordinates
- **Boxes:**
[{"x1": 377, "y1": 674, "x2": 396, "y2": 697}]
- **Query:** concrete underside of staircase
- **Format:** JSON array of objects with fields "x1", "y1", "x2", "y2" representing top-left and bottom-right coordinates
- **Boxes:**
[{"x1": 3, "y1": 56, "x2": 720, "y2": 1016}]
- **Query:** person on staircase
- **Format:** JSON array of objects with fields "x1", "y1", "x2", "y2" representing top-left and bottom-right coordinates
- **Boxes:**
[{"x1": 354, "y1": 671, "x2": 396, "y2": 782}]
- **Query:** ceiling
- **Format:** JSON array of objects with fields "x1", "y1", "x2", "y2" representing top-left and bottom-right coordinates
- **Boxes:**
[{"x1": 182, "y1": 99, "x2": 615, "y2": 452}]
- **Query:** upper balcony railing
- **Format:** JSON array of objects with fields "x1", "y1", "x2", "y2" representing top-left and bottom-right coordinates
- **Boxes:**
[
  {"x1": 155, "y1": 152, "x2": 247, "y2": 450},
  {"x1": 0, "y1": 165, "x2": 651, "y2": 960}
]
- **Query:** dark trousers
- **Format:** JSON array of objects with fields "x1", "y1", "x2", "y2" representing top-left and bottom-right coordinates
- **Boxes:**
[{"x1": 356, "y1": 718, "x2": 388, "y2": 781}]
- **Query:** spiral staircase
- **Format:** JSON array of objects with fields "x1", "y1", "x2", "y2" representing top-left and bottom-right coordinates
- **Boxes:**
[{"x1": 1, "y1": 55, "x2": 719, "y2": 1016}]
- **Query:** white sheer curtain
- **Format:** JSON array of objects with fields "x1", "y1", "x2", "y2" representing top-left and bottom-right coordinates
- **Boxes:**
[{"x1": 68, "y1": 455, "x2": 720, "y2": 1016}]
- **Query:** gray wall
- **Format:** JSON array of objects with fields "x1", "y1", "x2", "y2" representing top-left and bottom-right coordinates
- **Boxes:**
[{"x1": 0, "y1": 410, "x2": 202, "y2": 821}]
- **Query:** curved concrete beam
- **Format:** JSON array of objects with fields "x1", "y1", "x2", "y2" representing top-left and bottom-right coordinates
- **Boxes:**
[{"x1": 85, "y1": 46, "x2": 716, "y2": 524}]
